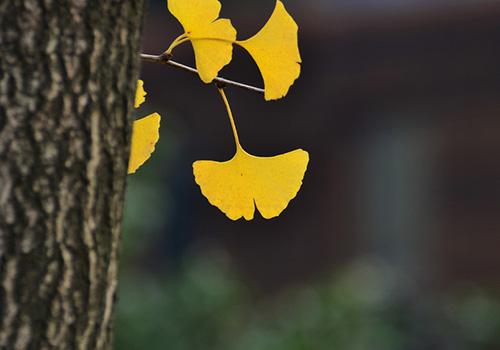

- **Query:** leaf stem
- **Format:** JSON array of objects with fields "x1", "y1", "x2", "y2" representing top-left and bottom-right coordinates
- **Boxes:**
[
  {"x1": 140, "y1": 53, "x2": 265, "y2": 95},
  {"x1": 164, "y1": 34, "x2": 189, "y2": 54},
  {"x1": 217, "y1": 88, "x2": 240, "y2": 148},
  {"x1": 189, "y1": 37, "x2": 235, "y2": 44}
]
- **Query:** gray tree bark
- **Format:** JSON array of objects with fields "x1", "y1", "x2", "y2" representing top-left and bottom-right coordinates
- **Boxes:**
[{"x1": 0, "y1": 1, "x2": 145, "y2": 349}]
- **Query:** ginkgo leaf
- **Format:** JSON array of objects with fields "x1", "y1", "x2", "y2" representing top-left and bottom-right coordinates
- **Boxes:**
[
  {"x1": 128, "y1": 113, "x2": 161, "y2": 174},
  {"x1": 135, "y1": 79, "x2": 147, "y2": 109},
  {"x1": 167, "y1": 0, "x2": 236, "y2": 83},
  {"x1": 194, "y1": 147, "x2": 308, "y2": 220},
  {"x1": 193, "y1": 88, "x2": 308, "y2": 220},
  {"x1": 237, "y1": 1, "x2": 301, "y2": 100}
]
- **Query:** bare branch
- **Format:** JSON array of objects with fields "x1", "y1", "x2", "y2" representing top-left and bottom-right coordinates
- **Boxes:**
[{"x1": 140, "y1": 53, "x2": 265, "y2": 95}]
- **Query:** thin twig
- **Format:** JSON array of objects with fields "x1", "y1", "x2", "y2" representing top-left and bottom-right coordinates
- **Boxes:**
[{"x1": 140, "y1": 53, "x2": 265, "y2": 95}]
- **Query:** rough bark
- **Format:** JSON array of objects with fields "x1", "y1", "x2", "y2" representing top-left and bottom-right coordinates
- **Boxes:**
[{"x1": 0, "y1": 1, "x2": 145, "y2": 349}]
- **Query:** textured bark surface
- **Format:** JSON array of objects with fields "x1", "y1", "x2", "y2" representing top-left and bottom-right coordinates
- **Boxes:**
[{"x1": 0, "y1": 1, "x2": 145, "y2": 349}]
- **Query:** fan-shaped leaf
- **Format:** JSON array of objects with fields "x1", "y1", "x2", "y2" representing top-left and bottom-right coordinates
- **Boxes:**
[
  {"x1": 168, "y1": 0, "x2": 236, "y2": 83},
  {"x1": 237, "y1": 1, "x2": 301, "y2": 100},
  {"x1": 194, "y1": 147, "x2": 308, "y2": 220}
]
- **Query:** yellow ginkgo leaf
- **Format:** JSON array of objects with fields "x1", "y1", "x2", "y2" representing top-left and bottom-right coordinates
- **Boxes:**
[
  {"x1": 135, "y1": 79, "x2": 147, "y2": 108},
  {"x1": 167, "y1": 0, "x2": 236, "y2": 83},
  {"x1": 193, "y1": 88, "x2": 309, "y2": 220},
  {"x1": 128, "y1": 113, "x2": 161, "y2": 174},
  {"x1": 194, "y1": 147, "x2": 308, "y2": 220},
  {"x1": 237, "y1": 1, "x2": 301, "y2": 100}
]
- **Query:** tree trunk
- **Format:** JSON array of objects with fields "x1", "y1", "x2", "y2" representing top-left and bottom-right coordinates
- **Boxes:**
[{"x1": 0, "y1": 1, "x2": 145, "y2": 349}]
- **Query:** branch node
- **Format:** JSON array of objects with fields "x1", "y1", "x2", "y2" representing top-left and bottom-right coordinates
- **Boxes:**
[
  {"x1": 159, "y1": 52, "x2": 172, "y2": 63},
  {"x1": 215, "y1": 81, "x2": 227, "y2": 90}
]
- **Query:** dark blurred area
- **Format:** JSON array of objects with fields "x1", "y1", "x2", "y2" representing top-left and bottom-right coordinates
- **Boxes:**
[{"x1": 116, "y1": 0, "x2": 500, "y2": 349}]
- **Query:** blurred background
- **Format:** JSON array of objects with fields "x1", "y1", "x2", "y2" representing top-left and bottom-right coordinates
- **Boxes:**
[{"x1": 116, "y1": 0, "x2": 500, "y2": 349}]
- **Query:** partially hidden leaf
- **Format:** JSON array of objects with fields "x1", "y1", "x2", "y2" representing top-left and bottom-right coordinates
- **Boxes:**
[
  {"x1": 128, "y1": 113, "x2": 161, "y2": 175},
  {"x1": 129, "y1": 81, "x2": 161, "y2": 175},
  {"x1": 237, "y1": 1, "x2": 301, "y2": 100},
  {"x1": 168, "y1": 0, "x2": 236, "y2": 83},
  {"x1": 135, "y1": 79, "x2": 147, "y2": 108},
  {"x1": 194, "y1": 147, "x2": 308, "y2": 220}
]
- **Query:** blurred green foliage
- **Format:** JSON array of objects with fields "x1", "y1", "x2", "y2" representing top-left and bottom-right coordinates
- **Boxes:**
[{"x1": 114, "y1": 254, "x2": 500, "y2": 350}]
